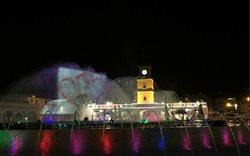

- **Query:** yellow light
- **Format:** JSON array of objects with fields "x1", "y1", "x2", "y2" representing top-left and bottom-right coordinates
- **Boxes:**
[
  {"x1": 247, "y1": 97, "x2": 250, "y2": 102},
  {"x1": 226, "y1": 103, "x2": 232, "y2": 107}
]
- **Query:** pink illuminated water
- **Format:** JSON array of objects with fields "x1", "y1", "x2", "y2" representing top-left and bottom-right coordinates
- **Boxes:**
[
  {"x1": 236, "y1": 128, "x2": 246, "y2": 145},
  {"x1": 201, "y1": 129, "x2": 211, "y2": 149},
  {"x1": 71, "y1": 130, "x2": 86, "y2": 155},
  {"x1": 222, "y1": 128, "x2": 232, "y2": 147},
  {"x1": 182, "y1": 133, "x2": 191, "y2": 150}
]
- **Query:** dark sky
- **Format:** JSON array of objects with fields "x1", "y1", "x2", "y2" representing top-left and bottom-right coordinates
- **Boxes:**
[{"x1": 0, "y1": 1, "x2": 249, "y2": 97}]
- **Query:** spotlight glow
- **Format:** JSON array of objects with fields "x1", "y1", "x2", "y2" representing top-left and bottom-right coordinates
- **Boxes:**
[
  {"x1": 103, "y1": 131, "x2": 112, "y2": 154},
  {"x1": 222, "y1": 128, "x2": 232, "y2": 147},
  {"x1": 0, "y1": 131, "x2": 11, "y2": 149},
  {"x1": 39, "y1": 130, "x2": 53, "y2": 156},
  {"x1": 182, "y1": 134, "x2": 191, "y2": 150},
  {"x1": 71, "y1": 130, "x2": 86, "y2": 155},
  {"x1": 131, "y1": 129, "x2": 141, "y2": 153},
  {"x1": 157, "y1": 136, "x2": 165, "y2": 151},
  {"x1": 236, "y1": 128, "x2": 246, "y2": 145},
  {"x1": 201, "y1": 129, "x2": 211, "y2": 149},
  {"x1": 11, "y1": 135, "x2": 23, "y2": 156}
]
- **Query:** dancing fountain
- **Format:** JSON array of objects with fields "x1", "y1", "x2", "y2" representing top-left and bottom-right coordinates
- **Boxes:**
[
  {"x1": 0, "y1": 63, "x2": 249, "y2": 156},
  {"x1": 41, "y1": 65, "x2": 208, "y2": 123}
]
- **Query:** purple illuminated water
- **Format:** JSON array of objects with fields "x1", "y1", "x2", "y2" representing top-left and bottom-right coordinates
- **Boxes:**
[
  {"x1": 70, "y1": 129, "x2": 86, "y2": 155},
  {"x1": 182, "y1": 132, "x2": 192, "y2": 150},
  {"x1": 10, "y1": 133, "x2": 23, "y2": 156},
  {"x1": 131, "y1": 128, "x2": 141, "y2": 153}
]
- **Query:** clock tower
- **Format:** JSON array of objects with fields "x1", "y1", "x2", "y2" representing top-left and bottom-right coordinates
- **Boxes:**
[{"x1": 137, "y1": 66, "x2": 154, "y2": 104}]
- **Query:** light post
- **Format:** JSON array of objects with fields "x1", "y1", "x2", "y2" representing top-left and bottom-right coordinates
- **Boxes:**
[
  {"x1": 234, "y1": 103, "x2": 238, "y2": 111},
  {"x1": 226, "y1": 97, "x2": 238, "y2": 113},
  {"x1": 226, "y1": 102, "x2": 233, "y2": 112},
  {"x1": 246, "y1": 96, "x2": 250, "y2": 113},
  {"x1": 226, "y1": 102, "x2": 233, "y2": 107}
]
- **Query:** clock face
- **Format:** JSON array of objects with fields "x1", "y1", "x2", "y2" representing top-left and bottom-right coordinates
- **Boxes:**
[{"x1": 142, "y1": 69, "x2": 147, "y2": 75}]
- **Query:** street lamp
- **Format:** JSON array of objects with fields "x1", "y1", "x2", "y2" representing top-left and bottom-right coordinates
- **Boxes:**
[
  {"x1": 247, "y1": 97, "x2": 250, "y2": 112},
  {"x1": 226, "y1": 102, "x2": 233, "y2": 113},
  {"x1": 234, "y1": 104, "x2": 238, "y2": 111},
  {"x1": 226, "y1": 103, "x2": 233, "y2": 107}
]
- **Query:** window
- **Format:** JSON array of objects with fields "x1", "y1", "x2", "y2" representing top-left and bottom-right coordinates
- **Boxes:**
[
  {"x1": 36, "y1": 99, "x2": 38, "y2": 104},
  {"x1": 143, "y1": 84, "x2": 146, "y2": 88},
  {"x1": 143, "y1": 96, "x2": 147, "y2": 101}
]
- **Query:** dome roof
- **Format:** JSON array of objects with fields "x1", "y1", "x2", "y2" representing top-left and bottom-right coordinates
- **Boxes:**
[{"x1": 41, "y1": 99, "x2": 76, "y2": 114}]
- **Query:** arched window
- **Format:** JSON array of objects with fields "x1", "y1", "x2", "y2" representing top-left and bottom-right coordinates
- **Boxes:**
[
  {"x1": 143, "y1": 84, "x2": 146, "y2": 88},
  {"x1": 143, "y1": 96, "x2": 147, "y2": 101}
]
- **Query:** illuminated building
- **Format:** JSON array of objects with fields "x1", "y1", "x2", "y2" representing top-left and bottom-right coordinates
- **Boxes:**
[
  {"x1": 92, "y1": 66, "x2": 208, "y2": 122},
  {"x1": 40, "y1": 66, "x2": 208, "y2": 122},
  {"x1": 0, "y1": 94, "x2": 49, "y2": 122},
  {"x1": 137, "y1": 66, "x2": 154, "y2": 104}
]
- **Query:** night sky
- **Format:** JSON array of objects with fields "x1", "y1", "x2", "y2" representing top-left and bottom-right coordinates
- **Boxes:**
[{"x1": 0, "y1": 1, "x2": 249, "y2": 97}]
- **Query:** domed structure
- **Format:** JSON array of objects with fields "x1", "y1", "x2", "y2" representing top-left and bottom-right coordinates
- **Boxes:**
[{"x1": 42, "y1": 99, "x2": 76, "y2": 114}]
